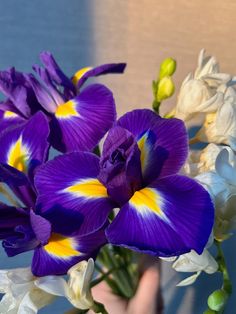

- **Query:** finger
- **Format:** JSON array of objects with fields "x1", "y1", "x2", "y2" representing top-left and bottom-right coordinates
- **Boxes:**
[{"x1": 128, "y1": 257, "x2": 163, "y2": 314}]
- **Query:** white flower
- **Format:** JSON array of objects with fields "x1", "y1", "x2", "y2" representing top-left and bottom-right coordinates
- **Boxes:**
[
  {"x1": 174, "y1": 50, "x2": 231, "y2": 121},
  {"x1": 0, "y1": 267, "x2": 55, "y2": 314},
  {"x1": 184, "y1": 143, "x2": 226, "y2": 177},
  {"x1": 196, "y1": 148, "x2": 236, "y2": 240},
  {"x1": 196, "y1": 87, "x2": 236, "y2": 145},
  {"x1": 36, "y1": 258, "x2": 95, "y2": 310},
  {"x1": 172, "y1": 249, "x2": 218, "y2": 286}
]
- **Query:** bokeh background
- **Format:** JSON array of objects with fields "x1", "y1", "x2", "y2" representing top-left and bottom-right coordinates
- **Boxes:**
[{"x1": 0, "y1": 1, "x2": 236, "y2": 313}]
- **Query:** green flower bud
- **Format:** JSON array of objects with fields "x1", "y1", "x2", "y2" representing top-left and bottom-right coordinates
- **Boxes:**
[
  {"x1": 156, "y1": 77, "x2": 175, "y2": 102},
  {"x1": 207, "y1": 289, "x2": 228, "y2": 312},
  {"x1": 203, "y1": 309, "x2": 217, "y2": 314},
  {"x1": 159, "y1": 58, "x2": 176, "y2": 79}
]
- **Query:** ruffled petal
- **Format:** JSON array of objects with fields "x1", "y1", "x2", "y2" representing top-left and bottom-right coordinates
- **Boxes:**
[
  {"x1": 50, "y1": 83, "x2": 116, "y2": 152},
  {"x1": 35, "y1": 152, "x2": 114, "y2": 235},
  {"x1": 0, "y1": 68, "x2": 34, "y2": 118},
  {"x1": 99, "y1": 126, "x2": 142, "y2": 205},
  {"x1": 117, "y1": 109, "x2": 188, "y2": 181},
  {"x1": 27, "y1": 74, "x2": 58, "y2": 113},
  {"x1": 39, "y1": 51, "x2": 75, "y2": 93},
  {"x1": 106, "y1": 175, "x2": 214, "y2": 256}
]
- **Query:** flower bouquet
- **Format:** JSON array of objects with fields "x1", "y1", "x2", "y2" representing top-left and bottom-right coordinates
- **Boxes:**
[{"x1": 0, "y1": 50, "x2": 233, "y2": 314}]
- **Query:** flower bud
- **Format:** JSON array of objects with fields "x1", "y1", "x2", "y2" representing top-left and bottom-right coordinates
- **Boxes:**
[
  {"x1": 207, "y1": 289, "x2": 228, "y2": 312},
  {"x1": 156, "y1": 77, "x2": 175, "y2": 102},
  {"x1": 159, "y1": 58, "x2": 176, "y2": 79},
  {"x1": 203, "y1": 309, "x2": 216, "y2": 314}
]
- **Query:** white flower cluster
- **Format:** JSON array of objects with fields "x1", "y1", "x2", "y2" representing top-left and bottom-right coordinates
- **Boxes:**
[
  {"x1": 167, "y1": 50, "x2": 236, "y2": 286},
  {"x1": 0, "y1": 259, "x2": 94, "y2": 314}
]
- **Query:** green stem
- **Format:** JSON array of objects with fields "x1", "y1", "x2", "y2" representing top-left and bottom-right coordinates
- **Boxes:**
[
  {"x1": 97, "y1": 245, "x2": 138, "y2": 299},
  {"x1": 91, "y1": 269, "x2": 116, "y2": 287},
  {"x1": 91, "y1": 301, "x2": 108, "y2": 314},
  {"x1": 152, "y1": 100, "x2": 161, "y2": 114},
  {"x1": 215, "y1": 241, "x2": 232, "y2": 295}
]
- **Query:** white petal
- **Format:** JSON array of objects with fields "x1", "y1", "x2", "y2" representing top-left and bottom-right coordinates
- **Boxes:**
[
  {"x1": 7, "y1": 267, "x2": 33, "y2": 284},
  {"x1": 216, "y1": 149, "x2": 236, "y2": 185},
  {"x1": 176, "y1": 271, "x2": 202, "y2": 287},
  {"x1": 35, "y1": 276, "x2": 67, "y2": 297},
  {"x1": 0, "y1": 270, "x2": 10, "y2": 293},
  {"x1": 160, "y1": 256, "x2": 177, "y2": 262},
  {"x1": 0, "y1": 293, "x2": 17, "y2": 313}
]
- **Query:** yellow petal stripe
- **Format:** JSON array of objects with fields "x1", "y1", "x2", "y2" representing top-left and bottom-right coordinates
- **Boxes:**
[
  {"x1": 7, "y1": 136, "x2": 30, "y2": 173},
  {"x1": 64, "y1": 178, "x2": 108, "y2": 199},
  {"x1": 129, "y1": 187, "x2": 164, "y2": 217},
  {"x1": 72, "y1": 66, "x2": 92, "y2": 86},
  {"x1": 44, "y1": 233, "x2": 80, "y2": 259},
  {"x1": 137, "y1": 132, "x2": 150, "y2": 174},
  {"x1": 4, "y1": 111, "x2": 18, "y2": 118},
  {"x1": 55, "y1": 99, "x2": 80, "y2": 119}
]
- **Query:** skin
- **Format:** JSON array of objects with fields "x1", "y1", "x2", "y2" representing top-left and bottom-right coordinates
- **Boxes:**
[
  {"x1": 66, "y1": 257, "x2": 163, "y2": 314},
  {"x1": 89, "y1": 257, "x2": 163, "y2": 314}
]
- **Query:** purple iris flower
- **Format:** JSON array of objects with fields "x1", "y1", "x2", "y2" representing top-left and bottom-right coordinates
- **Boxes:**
[
  {"x1": 0, "y1": 68, "x2": 42, "y2": 132},
  {"x1": 35, "y1": 109, "x2": 214, "y2": 258},
  {"x1": 0, "y1": 111, "x2": 106, "y2": 276},
  {"x1": 0, "y1": 52, "x2": 126, "y2": 152},
  {"x1": 28, "y1": 51, "x2": 126, "y2": 152}
]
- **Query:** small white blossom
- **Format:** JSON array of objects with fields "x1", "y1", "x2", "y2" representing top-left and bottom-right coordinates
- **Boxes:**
[
  {"x1": 174, "y1": 50, "x2": 231, "y2": 121},
  {"x1": 196, "y1": 148, "x2": 236, "y2": 240},
  {"x1": 0, "y1": 267, "x2": 54, "y2": 314},
  {"x1": 172, "y1": 249, "x2": 218, "y2": 286},
  {"x1": 195, "y1": 87, "x2": 236, "y2": 146},
  {"x1": 36, "y1": 258, "x2": 95, "y2": 310},
  {"x1": 184, "y1": 143, "x2": 225, "y2": 177}
]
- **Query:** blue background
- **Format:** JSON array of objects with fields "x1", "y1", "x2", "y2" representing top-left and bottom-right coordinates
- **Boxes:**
[{"x1": 0, "y1": 1, "x2": 93, "y2": 313}]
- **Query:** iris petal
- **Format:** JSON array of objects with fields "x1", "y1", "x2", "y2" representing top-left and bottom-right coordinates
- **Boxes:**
[
  {"x1": 50, "y1": 84, "x2": 116, "y2": 153},
  {"x1": 35, "y1": 152, "x2": 114, "y2": 235},
  {"x1": 117, "y1": 109, "x2": 188, "y2": 181},
  {"x1": 32, "y1": 227, "x2": 107, "y2": 276},
  {"x1": 106, "y1": 175, "x2": 214, "y2": 256}
]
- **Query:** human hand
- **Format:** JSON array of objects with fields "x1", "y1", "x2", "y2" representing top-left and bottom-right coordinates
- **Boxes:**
[{"x1": 89, "y1": 256, "x2": 163, "y2": 314}]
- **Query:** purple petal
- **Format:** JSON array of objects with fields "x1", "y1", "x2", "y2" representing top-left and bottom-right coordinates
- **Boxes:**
[
  {"x1": 39, "y1": 51, "x2": 75, "y2": 93},
  {"x1": 73, "y1": 63, "x2": 126, "y2": 89},
  {"x1": 0, "y1": 108, "x2": 25, "y2": 133},
  {"x1": 0, "y1": 111, "x2": 50, "y2": 179},
  {"x1": 0, "y1": 68, "x2": 41, "y2": 118},
  {"x1": 32, "y1": 228, "x2": 106, "y2": 276},
  {"x1": 0, "y1": 164, "x2": 28, "y2": 186},
  {"x1": 30, "y1": 211, "x2": 51, "y2": 245},
  {"x1": 0, "y1": 203, "x2": 29, "y2": 239},
  {"x1": 11, "y1": 184, "x2": 36, "y2": 208},
  {"x1": 50, "y1": 84, "x2": 116, "y2": 152},
  {"x1": 106, "y1": 175, "x2": 214, "y2": 256},
  {"x1": 3, "y1": 224, "x2": 39, "y2": 257},
  {"x1": 27, "y1": 74, "x2": 58, "y2": 113},
  {"x1": 117, "y1": 109, "x2": 188, "y2": 180},
  {"x1": 99, "y1": 126, "x2": 142, "y2": 205},
  {"x1": 32, "y1": 65, "x2": 66, "y2": 105},
  {"x1": 117, "y1": 109, "x2": 161, "y2": 136},
  {"x1": 35, "y1": 152, "x2": 114, "y2": 235}
]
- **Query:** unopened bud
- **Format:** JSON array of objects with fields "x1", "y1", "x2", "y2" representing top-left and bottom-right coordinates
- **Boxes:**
[
  {"x1": 207, "y1": 289, "x2": 228, "y2": 312},
  {"x1": 159, "y1": 58, "x2": 176, "y2": 79},
  {"x1": 156, "y1": 77, "x2": 175, "y2": 102},
  {"x1": 203, "y1": 309, "x2": 217, "y2": 314}
]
